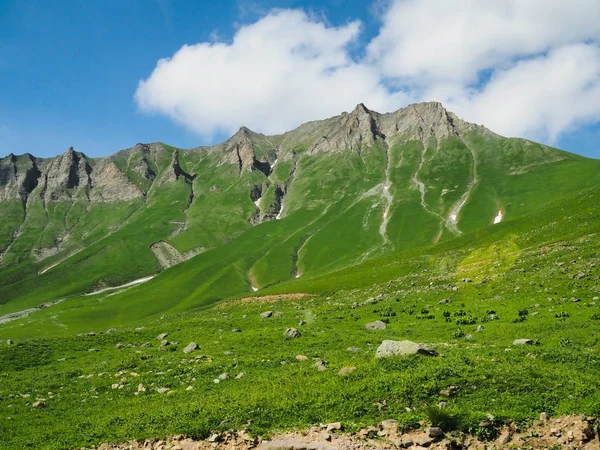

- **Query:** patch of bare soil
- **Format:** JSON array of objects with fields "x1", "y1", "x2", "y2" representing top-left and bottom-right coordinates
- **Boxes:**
[
  {"x1": 92, "y1": 415, "x2": 599, "y2": 450},
  {"x1": 221, "y1": 293, "x2": 318, "y2": 306}
]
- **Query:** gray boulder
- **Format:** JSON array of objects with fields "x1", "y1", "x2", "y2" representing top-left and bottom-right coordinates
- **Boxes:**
[
  {"x1": 183, "y1": 342, "x2": 199, "y2": 354},
  {"x1": 513, "y1": 338, "x2": 534, "y2": 345},
  {"x1": 375, "y1": 340, "x2": 438, "y2": 358},
  {"x1": 366, "y1": 320, "x2": 387, "y2": 330},
  {"x1": 156, "y1": 333, "x2": 168, "y2": 340},
  {"x1": 284, "y1": 328, "x2": 301, "y2": 339},
  {"x1": 260, "y1": 311, "x2": 273, "y2": 319}
]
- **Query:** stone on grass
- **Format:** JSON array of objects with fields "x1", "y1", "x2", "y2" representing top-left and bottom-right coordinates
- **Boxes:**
[
  {"x1": 6, "y1": 339, "x2": 14, "y2": 345},
  {"x1": 338, "y1": 367, "x2": 356, "y2": 376},
  {"x1": 115, "y1": 343, "x2": 125, "y2": 349},
  {"x1": 156, "y1": 333, "x2": 168, "y2": 340},
  {"x1": 218, "y1": 373, "x2": 230, "y2": 381},
  {"x1": 375, "y1": 340, "x2": 438, "y2": 358},
  {"x1": 137, "y1": 384, "x2": 146, "y2": 393},
  {"x1": 183, "y1": 342, "x2": 199, "y2": 354},
  {"x1": 160, "y1": 339, "x2": 170, "y2": 347},
  {"x1": 284, "y1": 328, "x2": 301, "y2": 339},
  {"x1": 260, "y1": 311, "x2": 273, "y2": 319},
  {"x1": 365, "y1": 320, "x2": 387, "y2": 330},
  {"x1": 156, "y1": 387, "x2": 169, "y2": 394},
  {"x1": 513, "y1": 339, "x2": 534, "y2": 345},
  {"x1": 296, "y1": 355, "x2": 308, "y2": 361},
  {"x1": 347, "y1": 347, "x2": 361, "y2": 352},
  {"x1": 235, "y1": 372, "x2": 245, "y2": 379},
  {"x1": 106, "y1": 328, "x2": 116, "y2": 334}
]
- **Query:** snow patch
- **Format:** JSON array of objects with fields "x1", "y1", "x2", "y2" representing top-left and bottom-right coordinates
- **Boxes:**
[
  {"x1": 493, "y1": 210, "x2": 504, "y2": 224},
  {"x1": 85, "y1": 276, "x2": 155, "y2": 296}
]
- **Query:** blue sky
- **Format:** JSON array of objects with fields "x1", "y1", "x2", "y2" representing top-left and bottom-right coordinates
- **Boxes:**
[{"x1": 1, "y1": 0, "x2": 599, "y2": 159}]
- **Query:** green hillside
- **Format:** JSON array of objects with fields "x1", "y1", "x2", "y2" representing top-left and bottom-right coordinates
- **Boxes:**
[{"x1": 1, "y1": 103, "x2": 598, "y2": 329}]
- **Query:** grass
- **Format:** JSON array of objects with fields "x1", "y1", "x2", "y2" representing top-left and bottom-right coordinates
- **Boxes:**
[{"x1": 1, "y1": 126, "x2": 600, "y2": 448}]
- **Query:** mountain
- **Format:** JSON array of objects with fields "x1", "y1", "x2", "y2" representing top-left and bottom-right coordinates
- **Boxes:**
[{"x1": 1, "y1": 102, "x2": 599, "y2": 332}]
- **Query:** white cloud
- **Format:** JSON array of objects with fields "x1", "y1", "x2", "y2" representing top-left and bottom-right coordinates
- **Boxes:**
[
  {"x1": 135, "y1": 9, "x2": 407, "y2": 138},
  {"x1": 135, "y1": 1, "x2": 600, "y2": 144},
  {"x1": 368, "y1": 0, "x2": 600, "y2": 84},
  {"x1": 446, "y1": 44, "x2": 600, "y2": 142}
]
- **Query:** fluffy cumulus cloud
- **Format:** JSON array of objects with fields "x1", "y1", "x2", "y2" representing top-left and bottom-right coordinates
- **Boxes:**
[
  {"x1": 136, "y1": 1, "x2": 600, "y2": 143},
  {"x1": 135, "y1": 10, "x2": 406, "y2": 137}
]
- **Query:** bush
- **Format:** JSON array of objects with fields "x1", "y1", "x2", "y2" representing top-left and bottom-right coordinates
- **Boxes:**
[{"x1": 425, "y1": 406, "x2": 462, "y2": 432}]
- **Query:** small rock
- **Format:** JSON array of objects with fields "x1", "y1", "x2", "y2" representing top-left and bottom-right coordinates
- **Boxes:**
[
  {"x1": 298, "y1": 320, "x2": 307, "y2": 326},
  {"x1": 296, "y1": 355, "x2": 308, "y2": 361},
  {"x1": 513, "y1": 339, "x2": 534, "y2": 345},
  {"x1": 375, "y1": 340, "x2": 438, "y2": 358},
  {"x1": 232, "y1": 328, "x2": 242, "y2": 333},
  {"x1": 321, "y1": 432, "x2": 331, "y2": 441},
  {"x1": 476, "y1": 325, "x2": 484, "y2": 332},
  {"x1": 347, "y1": 347, "x2": 361, "y2": 352},
  {"x1": 218, "y1": 373, "x2": 230, "y2": 381},
  {"x1": 326, "y1": 422, "x2": 342, "y2": 432},
  {"x1": 160, "y1": 340, "x2": 170, "y2": 347},
  {"x1": 497, "y1": 430, "x2": 511, "y2": 444},
  {"x1": 186, "y1": 385, "x2": 193, "y2": 391},
  {"x1": 284, "y1": 328, "x2": 301, "y2": 339},
  {"x1": 106, "y1": 328, "x2": 117, "y2": 334},
  {"x1": 137, "y1": 384, "x2": 146, "y2": 392},
  {"x1": 6, "y1": 339, "x2": 14, "y2": 345},
  {"x1": 156, "y1": 333, "x2": 168, "y2": 340},
  {"x1": 115, "y1": 343, "x2": 125, "y2": 349},
  {"x1": 207, "y1": 433, "x2": 221, "y2": 443},
  {"x1": 183, "y1": 342, "x2": 199, "y2": 354},
  {"x1": 365, "y1": 320, "x2": 387, "y2": 330},
  {"x1": 156, "y1": 387, "x2": 169, "y2": 394},
  {"x1": 428, "y1": 426, "x2": 444, "y2": 438},
  {"x1": 337, "y1": 367, "x2": 356, "y2": 376},
  {"x1": 260, "y1": 311, "x2": 273, "y2": 319},
  {"x1": 540, "y1": 412, "x2": 549, "y2": 422},
  {"x1": 235, "y1": 372, "x2": 245, "y2": 379},
  {"x1": 141, "y1": 342, "x2": 152, "y2": 348},
  {"x1": 88, "y1": 348, "x2": 99, "y2": 352},
  {"x1": 32, "y1": 401, "x2": 45, "y2": 408}
]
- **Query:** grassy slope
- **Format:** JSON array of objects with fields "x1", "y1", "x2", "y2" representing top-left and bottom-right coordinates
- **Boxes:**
[
  {"x1": 0, "y1": 136, "x2": 599, "y2": 325},
  {"x1": 1, "y1": 185, "x2": 599, "y2": 449}
]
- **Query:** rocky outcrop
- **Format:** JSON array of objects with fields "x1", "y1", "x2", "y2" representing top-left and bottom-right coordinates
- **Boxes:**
[
  {"x1": 218, "y1": 127, "x2": 277, "y2": 175},
  {"x1": 89, "y1": 160, "x2": 143, "y2": 201},
  {"x1": 310, "y1": 103, "x2": 385, "y2": 154},
  {"x1": 0, "y1": 153, "x2": 42, "y2": 204},
  {"x1": 41, "y1": 147, "x2": 92, "y2": 202}
]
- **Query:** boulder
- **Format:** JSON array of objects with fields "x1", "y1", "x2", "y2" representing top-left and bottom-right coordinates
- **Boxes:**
[
  {"x1": 338, "y1": 367, "x2": 356, "y2": 376},
  {"x1": 284, "y1": 328, "x2": 301, "y2": 339},
  {"x1": 260, "y1": 311, "x2": 273, "y2": 319},
  {"x1": 183, "y1": 342, "x2": 199, "y2": 354},
  {"x1": 156, "y1": 333, "x2": 168, "y2": 340},
  {"x1": 513, "y1": 338, "x2": 534, "y2": 345},
  {"x1": 366, "y1": 320, "x2": 387, "y2": 330},
  {"x1": 375, "y1": 340, "x2": 438, "y2": 358}
]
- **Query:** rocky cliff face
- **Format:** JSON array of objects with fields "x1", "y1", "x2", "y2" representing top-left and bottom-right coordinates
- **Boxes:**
[{"x1": 0, "y1": 153, "x2": 42, "y2": 204}]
